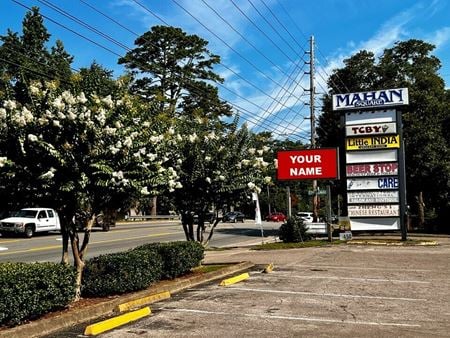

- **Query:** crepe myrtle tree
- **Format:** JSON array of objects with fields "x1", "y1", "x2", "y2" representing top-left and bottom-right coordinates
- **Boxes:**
[
  {"x1": 0, "y1": 81, "x2": 181, "y2": 298},
  {"x1": 168, "y1": 116, "x2": 274, "y2": 245}
]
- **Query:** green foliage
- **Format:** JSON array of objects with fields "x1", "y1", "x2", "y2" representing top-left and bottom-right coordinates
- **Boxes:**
[
  {"x1": 278, "y1": 217, "x2": 312, "y2": 243},
  {"x1": 0, "y1": 262, "x2": 77, "y2": 326},
  {"x1": 119, "y1": 25, "x2": 224, "y2": 117},
  {"x1": 133, "y1": 241, "x2": 204, "y2": 279},
  {"x1": 81, "y1": 249, "x2": 163, "y2": 297}
]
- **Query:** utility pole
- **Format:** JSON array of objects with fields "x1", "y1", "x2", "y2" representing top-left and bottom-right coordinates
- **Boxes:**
[{"x1": 308, "y1": 36, "x2": 318, "y2": 222}]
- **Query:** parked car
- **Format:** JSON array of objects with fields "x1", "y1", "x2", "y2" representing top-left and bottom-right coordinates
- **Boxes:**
[
  {"x1": 0, "y1": 208, "x2": 60, "y2": 238},
  {"x1": 74, "y1": 211, "x2": 110, "y2": 232},
  {"x1": 297, "y1": 211, "x2": 313, "y2": 222},
  {"x1": 265, "y1": 212, "x2": 287, "y2": 222},
  {"x1": 222, "y1": 211, "x2": 245, "y2": 223}
]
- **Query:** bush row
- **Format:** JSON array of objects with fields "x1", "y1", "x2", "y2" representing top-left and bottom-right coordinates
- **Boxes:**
[
  {"x1": 0, "y1": 262, "x2": 77, "y2": 326},
  {"x1": 0, "y1": 241, "x2": 204, "y2": 326},
  {"x1": 82, "y1": 241, "x2": 204, "y2": 296}
]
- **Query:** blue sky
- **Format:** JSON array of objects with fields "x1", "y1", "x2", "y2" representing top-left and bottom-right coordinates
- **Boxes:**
[{"x1": 1, "y1": 0, "x2": 450, "y2": 142}]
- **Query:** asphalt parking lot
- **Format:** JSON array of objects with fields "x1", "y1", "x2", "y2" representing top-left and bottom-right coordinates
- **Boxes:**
[{"x1": 86, "y1": 236, "x2": 450, "y2": 338}]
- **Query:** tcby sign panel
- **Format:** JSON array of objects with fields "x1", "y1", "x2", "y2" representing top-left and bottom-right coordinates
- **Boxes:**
[
  {"x1": 345, "y1": 122, "x2": 397, "y2": 136},
  {"x1": 277, "y1": 148, "x2": 338, "y2": 180}
]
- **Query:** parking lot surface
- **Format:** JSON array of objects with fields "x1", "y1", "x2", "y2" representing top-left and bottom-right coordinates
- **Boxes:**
[{"x1": 93, "y1": 237, "x2": 450, "y2": 337}]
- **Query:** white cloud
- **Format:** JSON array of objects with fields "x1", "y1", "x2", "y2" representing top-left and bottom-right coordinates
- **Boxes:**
[{"x1": 428, "y1": 27, "x2": 450, "y2": 50}]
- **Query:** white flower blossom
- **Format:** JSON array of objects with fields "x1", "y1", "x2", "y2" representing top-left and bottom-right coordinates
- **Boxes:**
[
  {"x1": 248, "y1": 148, "x2": 256, "y2": 155},
  {"x1": 241, "y1": 159, "x2": 250, "y2": 166},
  {"x1": 29, "y1": 84, "x2": 40, "y2": 95},
  {"x1": 53, "y1": 120, "x2": 60, "y2": 127},
  {"x1": 206, "y1": 177, "x2": 211, "y2": 184},
  {"x1": 263, "y1": 146, "x2": 270, "y2": 153},
  {"x1": 101, "y1": 95, "x2": 114, "y2": 108},
  {"x1": 264, "y1": 176, "x2": 272, "y2": 183},
  {"x1": 40, "y1": 167, "x2": 56, "y2": 180},
  {"x1": 188, "y1": 133, "x2": 198, "y2": 143},
  {"x1": 51, "y1": 97, "x2": 65, "y2": 110},
  {"x1": 109, "y1": 146, "x2": 120, "y2": 154},
  {"x1": 123, "y1": 137, "x2": 133, "y2": 148},
  {"x1": 61, "y1": 91, "x2": 76, "y2": 104},
  {"x1": 3, "y1": 100, "x2": 16, "y2": 110},
  {"x1": 67, "y1": 110, "x2": 77, "y2": 120},
  {"x1": 38, "y1": 117, "x2": 48, "y2": 125},
  {"x1": 27, "y1": 134, "x2": 38, "y2": 142},
  {"x1": 105, "y1": 126, "x2": 116, "y2": 135},
  {"x1": 141, "y1": 186, "x2": 150, "y2": 195},
  {"x1": 77, "y1": 92, "x2": 88, "y2": 103},
  {"x1": 205, "y1": 156, "x2": 211, "y2": 162},
  {"x1": 219, "y1": 175, "x2": 225, "y2": 181},
  {"x1": 0, "y1": 108, "x2": 6, "y2": 119},
  {"x1": 147, "y1": 153, "x2": 157, "y2": 161},
  {"x1": 175, "y1": 182, "x2": 183, "y2": 189},
  {"x1": 168, "y1": 127, "x2": 175, "y2": 135},
  {"x1": 57, "y1": 111, "x2": 66, "y2": 120},
  {"x1": 257, "y1": 149, "x2": 264, "y2": 155},
  {"x1": 247, "y1": 182, "x2": 255, "y2": 189},
  {"x1": 0, "y1": 157, "x2": 8, "y2": 167},
  {"x1": 112, "y1": 171, "x2": 124, "y2": 179}
]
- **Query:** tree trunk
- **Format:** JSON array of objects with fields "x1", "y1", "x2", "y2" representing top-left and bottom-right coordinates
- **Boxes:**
[
  {"x1": 204, "y1": 218, "x2": 221, "y2": 247},
  {"x1": 418, "y1": 192, "x2": 425, "y2": 228},
  {"x1": 151, "y1": 196, "x2": 157, "y2": 216}
]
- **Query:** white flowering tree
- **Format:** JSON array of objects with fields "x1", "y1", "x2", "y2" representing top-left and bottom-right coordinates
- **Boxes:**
[
  {"x1": 0, "y1": 81, "x2": 180, "y2": 297},
  {"x1": 170, "y1": 116, "x2": 274, "y2": 245}
]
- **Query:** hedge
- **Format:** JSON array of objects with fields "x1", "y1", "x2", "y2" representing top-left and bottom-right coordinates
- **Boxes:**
[
  {"x1": 0, "y1": 241, "x2": 205, "y2": 326},
  {"x1": 133, "y1": 241, "x2": 205, "y2": 279},
  {"x1": 278, "y1": 216, "x2": 312, "y2": 243},
  {"x1": 0, "y1": 262, "x2": 77, "y2": 326},
  {"x1": 81, "y1": 248, "x2": 163, "y2": 297}
]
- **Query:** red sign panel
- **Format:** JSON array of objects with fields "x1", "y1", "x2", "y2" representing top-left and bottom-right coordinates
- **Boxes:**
[{"x1": 277, "y1": 148, "x2": 339, "y2": 180}]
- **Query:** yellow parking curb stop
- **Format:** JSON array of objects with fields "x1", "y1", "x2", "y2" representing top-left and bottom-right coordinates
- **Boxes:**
[
  {"x1": 263, "y1": 263, "x2": 274, "y2": 273},
  {"x1": 116, "y1": 291, "x2": 171, "y2": 312},
  {"x1": 84, "y1": 306, "x2": 151, "y2": 336},
  {"x1": 219, "y1": 272, "x2": 250, "y2": 286}
]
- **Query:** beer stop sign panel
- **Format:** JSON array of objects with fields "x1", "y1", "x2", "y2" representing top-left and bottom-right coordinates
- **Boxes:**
[{"x1": 277, "y1": 148, "x2": 338, "y2": 180}]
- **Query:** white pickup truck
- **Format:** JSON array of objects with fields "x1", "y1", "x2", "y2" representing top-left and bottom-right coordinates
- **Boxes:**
[{"x1": 0, "y1": 208, "x2": 61, "y2": 238}]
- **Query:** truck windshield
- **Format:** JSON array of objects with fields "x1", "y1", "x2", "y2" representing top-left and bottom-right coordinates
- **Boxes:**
[{"x1": 15, "y1": 210, "x2": 38, "y2": 218}]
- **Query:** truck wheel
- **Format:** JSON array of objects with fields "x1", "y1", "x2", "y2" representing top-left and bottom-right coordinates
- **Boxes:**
[
  {"x1": 24, "y1": 225, "x2": 34, "y2": 238},
  {"x1": 102, "y1": 223, "x2": 110, "y2": 232}
]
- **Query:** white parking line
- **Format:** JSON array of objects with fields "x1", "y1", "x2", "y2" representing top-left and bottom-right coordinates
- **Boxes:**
[
  {"x1": 0, "y1": 246, "x2": 8, "y2": 251},
  {"x1": 228, "y1": 287, "x2": 427, "y2": 302},
  {"x1": 290, "y1": 264, "x2": 432, "y2": 272},
  {"x1": 165, "y1": 308, "x2": 421, "y2": 328},
  {"x1": 265, "y1": 272, "x2": 430, "y2": 284}
]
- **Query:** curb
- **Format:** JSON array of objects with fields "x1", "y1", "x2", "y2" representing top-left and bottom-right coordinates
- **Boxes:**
[
  {"x1": 0, "y1": 261, "x2": 254, "y2": 338},
  {"x1": 219, "y1": 272, "x2": 250, "y2": 286}
]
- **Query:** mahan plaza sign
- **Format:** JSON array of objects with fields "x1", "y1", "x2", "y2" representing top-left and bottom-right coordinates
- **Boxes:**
[
  {"x1": 332, "y1": 88, "x2": 409, "y2": 111},
  {"x1": 277, "y1": 148, "x2": 338, "y2": 180}
]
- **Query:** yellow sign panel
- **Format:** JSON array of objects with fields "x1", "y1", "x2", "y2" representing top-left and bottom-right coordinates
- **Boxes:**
[{"x1": 346, "y1": 135, "x2": 400, "y2": 150}]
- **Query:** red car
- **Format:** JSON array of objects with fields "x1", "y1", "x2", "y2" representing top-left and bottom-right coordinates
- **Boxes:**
[{"x1": 265, "y1": 212, "x2": 287, "y2": 222}]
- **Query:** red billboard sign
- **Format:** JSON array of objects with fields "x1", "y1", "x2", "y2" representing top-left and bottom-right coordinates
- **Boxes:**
[{"x1": 277, "y1": 148, "x2": 339, "y2": 180}]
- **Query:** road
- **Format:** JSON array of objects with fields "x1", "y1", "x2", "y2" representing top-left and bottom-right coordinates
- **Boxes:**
[{"x1": 0, "y1": 220, "x2": 281, "y2": 263}]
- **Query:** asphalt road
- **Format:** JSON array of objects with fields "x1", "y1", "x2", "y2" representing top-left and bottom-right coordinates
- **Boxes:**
[{"x1": 0, "y1": 220, "x2": 281, "y2": 263}]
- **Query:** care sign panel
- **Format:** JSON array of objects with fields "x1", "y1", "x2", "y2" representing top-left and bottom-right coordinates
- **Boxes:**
[
  {"x1": 348, "y1": 204, "x2": 400, "y2": 217},
  {"x1": 346, "y1": 135, "x2": 400, "y2": 151},
  {"x1": 347, "y1": 177, "x2": 399, "y2": 190},
  {"x1": 346, "y1": 162, "x2": 398, "y2": 177},
  {"x1": 345, "y1": 122, "x2": 397, "y2": 136},
  {"x1": 347, "y1": 191, "x2": 399, "y2": 204},
  {"x1": 277, "y1": 148, "x2": 338, "y2": 180}
]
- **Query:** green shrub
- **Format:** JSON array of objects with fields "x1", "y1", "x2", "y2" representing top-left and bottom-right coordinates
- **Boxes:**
[
  {"x1": 81, "y1": 249, "x2": 163, "y2": 297},
  {"x1": 278, "y1": 217, "x2": 312, "y2": 243},
  {"x1": 0, "y1": 262, "x2": 77, "y2": 326},
  {"x1": 134, "y1": 241, "x2": 204, "y2": 279}
]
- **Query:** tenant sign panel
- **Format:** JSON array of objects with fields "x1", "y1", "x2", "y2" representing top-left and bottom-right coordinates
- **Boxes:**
[
  {"x1": 348, "y1": 204, "x2": 400, "y2": 217},
  {"x1": 332, "y1": 88, "x2": 409, "y2": 111},
  {"x1": 346, "y1": 162, "x2": 398, "y2": 177},
  {"x1": 346, "y1": 149, "x2": 398, "y2": 164},
  {"x1": 345, "y1": 122, "x2": 397, "y2": 136},
  {"x1": 345, "y1": 110, "x2": 397, "y2": 125},
  {"x1": 277, "y1": 148, "x2": 338, "y2": 180},
  {"x1": 347, "y1": 191, "x2": 400, "y2": 204},
  {"x1": 347, "y1": 177, "x2": 399, "y2": 190},
  {"x1": 346, "y1": 135, "x2": 400, "y2": 151}
]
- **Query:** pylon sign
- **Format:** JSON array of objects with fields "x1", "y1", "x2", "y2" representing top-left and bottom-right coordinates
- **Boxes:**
[{"x1": 333, "y1": 88, "x2": 408, "y2": 237}]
